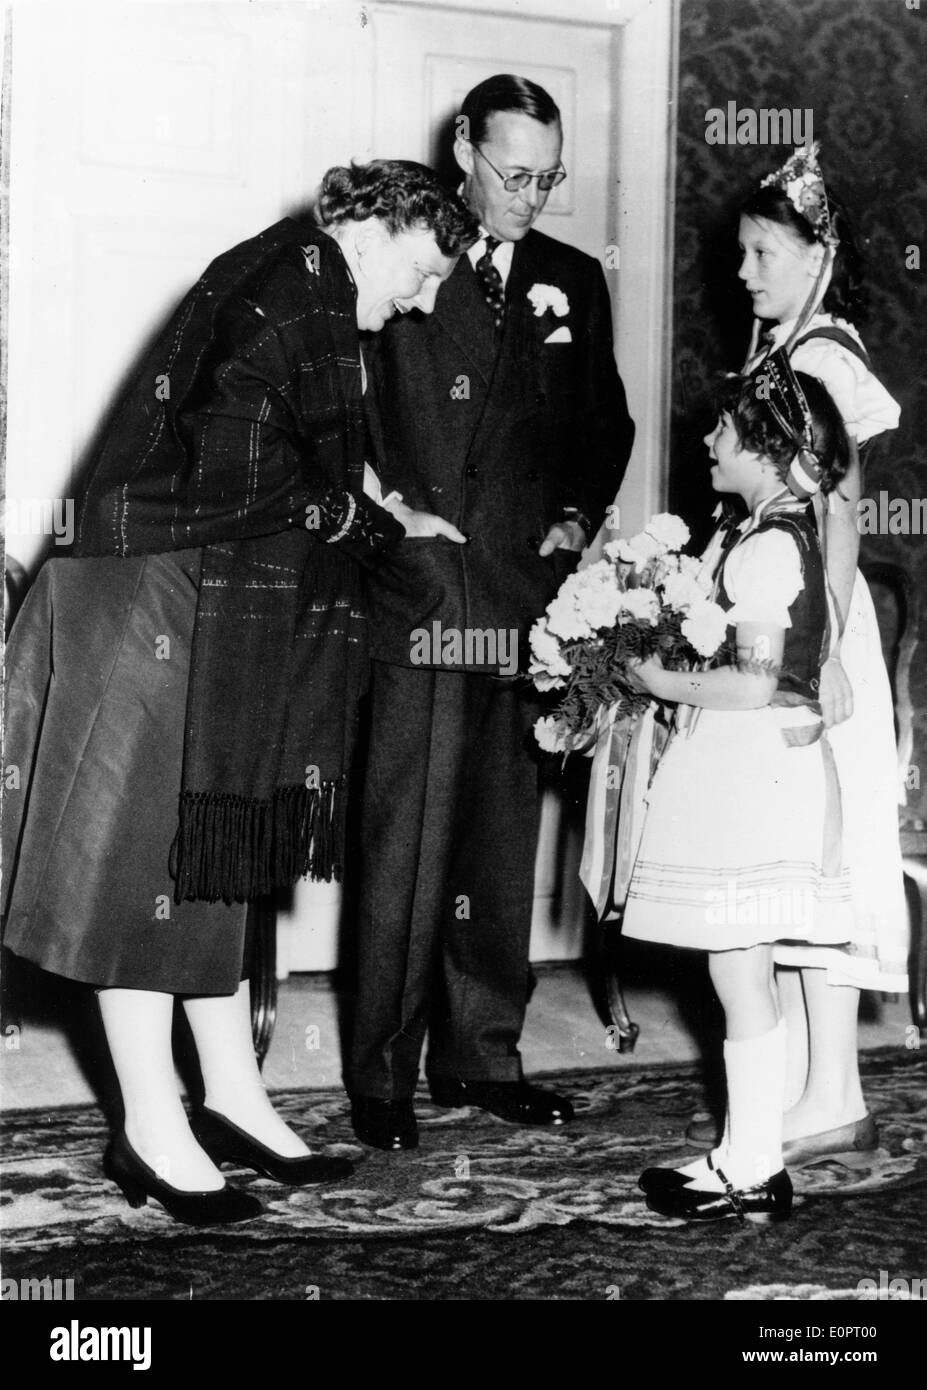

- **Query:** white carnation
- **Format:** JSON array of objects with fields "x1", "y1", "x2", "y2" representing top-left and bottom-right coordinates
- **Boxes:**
[
  {"x1": 527, "y1": 282, "x2": 570, "y2": 318},
  {"x1": 661, "y1": 571, "x2": 708, "y2": 613},
  {"x1": 613, "y1": 532, "x2": 663, "y2": 566},
  {"x1": 529, "y1": 618, "x2": 571, "y2": 677},
  {"x1": 618, "y1": 587, "x2": 660, "y2": 624},
  {"x1": 581, "y1": 589, "x2": 622, "y2": 630},
  {"x1": 651, "y1": 553, "x2": 681, "y2": 586},
  {"x1": 544, "y1": 565, "x2": 622, "y2": 640},
  {"x1": 534, "y1": 715, "x2": 570, "y2": 752},
  {"x1": 572, "y1": 562, "x2": 623, "y2": 630},
  {"x1": 681, "y1": 600, "x2": 729, "y2": 657},
  {"x1": 678, "y1": 554, "x2": 707, "y2": 580},
  {"x1": 545, "y1": 590, "x2": 592, "y2": 641},
  {"x1": 644, "y1": 512, "x2": 690, "y2": 552},
  {"x1": 531, "y1": 672, "x2": 567, "y2": 692}
]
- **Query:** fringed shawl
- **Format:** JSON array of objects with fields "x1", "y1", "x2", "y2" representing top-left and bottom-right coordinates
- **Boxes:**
[{"x1": 72, "y1": 220, "x2": 402, "y2": 902}]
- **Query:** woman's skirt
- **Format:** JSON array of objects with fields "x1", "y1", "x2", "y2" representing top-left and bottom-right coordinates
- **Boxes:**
[
  {"x1": 773, "y1": 571, "x2": 909, "y2": 992},
  {"x1": 622, "y1": 703, "x2": 855, "y2": 952},
  {"x1": 2, "y1": 550, "x2": 249, "y2": 994}
]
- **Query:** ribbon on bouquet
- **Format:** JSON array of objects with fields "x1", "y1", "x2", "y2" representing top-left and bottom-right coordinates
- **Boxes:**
[{"x1": 580, "y1": 704, "x2": 663, "y2": 921}]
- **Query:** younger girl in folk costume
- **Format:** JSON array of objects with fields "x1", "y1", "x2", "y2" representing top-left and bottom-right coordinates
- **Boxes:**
[
  {"x1": 622, "y1": 359, "x2": 855, "y2": 1222},
  {"x1": 698, "y1": 143, "x2": 908, "y2": 1165}
]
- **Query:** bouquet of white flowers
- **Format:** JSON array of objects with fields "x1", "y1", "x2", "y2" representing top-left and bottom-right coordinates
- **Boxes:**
[{"x1": 530, "y1": 513, "x2": 731, "y2": 752}]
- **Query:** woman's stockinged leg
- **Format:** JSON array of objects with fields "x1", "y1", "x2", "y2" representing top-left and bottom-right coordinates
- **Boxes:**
[
  {"x1": 97, "y1": 987, "x2": 223, "y2": 1191},
  {"x1": 775, "y1": 966, "x2": 810, "y2": 1109},
  {"x1": 783, "y1": 968, "x2": 865, "y2": 1140},
  {"x1": 182, "y1": 981, "x2": 310, "y2": 1157}
]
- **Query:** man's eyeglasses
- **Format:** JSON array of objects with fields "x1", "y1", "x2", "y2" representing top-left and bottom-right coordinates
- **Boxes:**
[{"x1": 470, "y1": 143, "x2": 567, "y2": 193}]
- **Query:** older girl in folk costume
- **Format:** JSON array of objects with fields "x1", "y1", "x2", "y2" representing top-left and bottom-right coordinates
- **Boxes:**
[
  {"x1": 683, "y1": 144, "x2": 907, "y2": 1165},
  {"x1": 623, "y1": 360, "x2": 855, "y2": 1222}
]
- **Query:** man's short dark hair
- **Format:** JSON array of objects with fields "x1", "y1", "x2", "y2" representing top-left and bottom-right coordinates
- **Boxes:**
[{"x1": 460, "y1": 74, "x2": 561, "y2": 146}]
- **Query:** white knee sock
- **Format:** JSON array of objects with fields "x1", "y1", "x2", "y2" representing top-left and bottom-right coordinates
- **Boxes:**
[
  {"x1": 678, "y1": 1021, "x2": 786, "y2": 1191},
  {"x1": 720, "y1": 1018, "x2": 786, "y2": 1187}
]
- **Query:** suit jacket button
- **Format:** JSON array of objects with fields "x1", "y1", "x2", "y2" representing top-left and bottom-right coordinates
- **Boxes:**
[
  {"x1": 526, "y1": 536, "x2": 540, "y2": 551},
  {"x1": 526, "y1": 470, "x2": 540, "y2": 481},
  {"x1": 465, "y1": 465, "x2": 479, "y2": 477}
]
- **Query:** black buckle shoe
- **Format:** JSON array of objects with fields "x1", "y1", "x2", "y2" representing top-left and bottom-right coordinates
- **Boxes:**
[
  {"x1": 638, "y1": 1166, "x2": 697, "y2": 1195},
  {"x1": 191, "y1": 1108, "x2": 354, "y2": 1185},
  {"x1": 429, "y1": 1078, "x2": 574, "y2": 1126},
  {"x1": 350, "y1": 1097, "x2": 418, "y2": 1151},
  {"x1": 645, "y1": 1162, "x2": 793, "y2": 1225}
]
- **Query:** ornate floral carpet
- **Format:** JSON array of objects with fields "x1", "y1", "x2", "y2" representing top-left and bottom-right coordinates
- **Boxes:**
[{"x1": 2, "y1": 1050, "x2": 925, "y2": 1300}]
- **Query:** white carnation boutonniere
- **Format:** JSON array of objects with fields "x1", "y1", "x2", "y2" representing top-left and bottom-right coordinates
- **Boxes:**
[{"x1": 527, "y1": 283, "x2": 570, "y2": 318}]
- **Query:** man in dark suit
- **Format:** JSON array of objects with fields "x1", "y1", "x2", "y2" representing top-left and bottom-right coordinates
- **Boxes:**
[{"x1": 350, "y1": 75, "x2": 635, "y2": 1149}]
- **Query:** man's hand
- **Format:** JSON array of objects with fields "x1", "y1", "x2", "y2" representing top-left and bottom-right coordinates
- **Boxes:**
[
  {"x1": 819, "y1": 654, "x2": 854, "y2": 728},
  {"x1": 538, "y1": 520, "x2": 587, "y2": 557},
  {"x1": 383, "y1": 495, "x2": 467, "y2": 543}
]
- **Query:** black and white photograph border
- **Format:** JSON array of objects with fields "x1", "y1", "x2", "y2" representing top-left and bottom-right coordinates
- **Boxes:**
[{"x1": 0, "y1": 0, "x2": 925, "y2": 1348}]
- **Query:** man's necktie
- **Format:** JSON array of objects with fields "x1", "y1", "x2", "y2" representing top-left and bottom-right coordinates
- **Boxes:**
[{"x1": 475, "y1": 235, "x2": 505, "y2": 331}]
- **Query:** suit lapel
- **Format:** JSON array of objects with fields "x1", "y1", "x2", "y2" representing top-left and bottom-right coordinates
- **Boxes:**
[{"x1": 431, "y1": 255, "x2": 498, "y2": 384}]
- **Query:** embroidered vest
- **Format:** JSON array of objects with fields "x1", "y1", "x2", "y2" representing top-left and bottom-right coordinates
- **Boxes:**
[{"x1": 715, "y1": 508, "x2": 827, "y2": 706}]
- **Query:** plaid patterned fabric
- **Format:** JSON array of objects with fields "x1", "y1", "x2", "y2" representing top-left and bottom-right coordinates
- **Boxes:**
[{"x1": 70, "y1": 220, "x2": 403, "y2": 901}]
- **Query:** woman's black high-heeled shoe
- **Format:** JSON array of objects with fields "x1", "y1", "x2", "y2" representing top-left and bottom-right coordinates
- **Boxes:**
[
  {"x1": 190, "y1": 1107, "x2": 354, "y2": 1185},
  {"x1": 645, "y1": 1159, "x2": 793, "y2": 1225},
  {"x1": 103, "y1": 1131, "x2": 264, "y2": 1226}
]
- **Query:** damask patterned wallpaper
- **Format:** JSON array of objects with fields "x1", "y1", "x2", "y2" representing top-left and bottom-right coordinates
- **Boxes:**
[{"x1": 670, "y1": 0, "x2": 927, "y2": 817}]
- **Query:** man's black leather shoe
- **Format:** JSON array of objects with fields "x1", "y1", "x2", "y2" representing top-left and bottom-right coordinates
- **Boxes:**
[
  {"x1": 350, "y1": 1097, "x2": 418, "y2": 1151},
  {"x1": 429, "y1": 1077, "x2": 574, "y2": 1126}
]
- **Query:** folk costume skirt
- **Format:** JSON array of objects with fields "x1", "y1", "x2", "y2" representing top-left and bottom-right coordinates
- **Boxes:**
[
  {"x1": 2, "y1": 551, "x2": 249, "y2": 994},
  {"x1": 773, "y1": 572, "x2": 909, "y2": 992},
  {"x1": 621, "y1": 703, "x2": 855, "y2": 953}
]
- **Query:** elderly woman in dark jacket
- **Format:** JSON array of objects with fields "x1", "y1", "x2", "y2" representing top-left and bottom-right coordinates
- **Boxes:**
[{"x1": 2, "y1": 161, "x2": 477, "y2": 1224}]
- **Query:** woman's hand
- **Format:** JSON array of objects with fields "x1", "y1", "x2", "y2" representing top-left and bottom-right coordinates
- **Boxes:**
[
  {"x1": 819, "y1": 654, "x2": 854, "y2": 728},
  {"x1": 383, "y1": 495, "x2": 467, "y2": 543}
]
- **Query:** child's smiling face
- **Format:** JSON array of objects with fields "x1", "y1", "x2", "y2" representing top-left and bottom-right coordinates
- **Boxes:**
[
  {"x1": 704, "y1": 411, "x2": 767, "y2": 497},
  {"x1": 737, "y1": 215, "x2": 824, "y2": 325}
]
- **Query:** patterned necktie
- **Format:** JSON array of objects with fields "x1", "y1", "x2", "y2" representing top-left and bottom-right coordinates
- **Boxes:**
[{"x1": 475, "y1": 235, "x2": 505, "y2": 331}]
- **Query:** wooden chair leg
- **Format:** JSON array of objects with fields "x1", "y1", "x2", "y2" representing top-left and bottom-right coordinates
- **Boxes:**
[
  {"x1": 601, "y1": 914, "x2": 640, "y2": 1053},
  {"x1": 0, "y1": 947, "x2": 24, "y2": 1053},
  {"x1": 904, "y1": 870, "x2": 927, "y2": 1035},
  {"x1": 247, "y1": 896, "x2": 278, "y2": 1070}
]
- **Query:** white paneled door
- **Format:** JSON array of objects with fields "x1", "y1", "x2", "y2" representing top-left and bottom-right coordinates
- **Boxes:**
[{"x1": 4, "y1": 0, "x2": 674, "y2": 972}]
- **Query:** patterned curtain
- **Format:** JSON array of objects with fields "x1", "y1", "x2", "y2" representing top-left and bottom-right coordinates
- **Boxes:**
[{"x1": 670, "y1": 0, "x2": 927, "y2": 818}]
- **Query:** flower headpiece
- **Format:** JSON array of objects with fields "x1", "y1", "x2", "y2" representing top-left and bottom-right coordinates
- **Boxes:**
[
  {"x1": 759, "y1": 348, "x2": 822, "y2": 499},
  {"x1": 760, "y1": 141, "x2": 838, "y2": 249}
]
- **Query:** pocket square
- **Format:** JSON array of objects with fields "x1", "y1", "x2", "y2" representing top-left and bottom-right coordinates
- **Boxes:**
[{"x1": 544, "y1": 326, "x2": 572, "y2": 343}]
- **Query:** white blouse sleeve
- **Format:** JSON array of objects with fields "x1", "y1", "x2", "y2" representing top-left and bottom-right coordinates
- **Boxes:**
[
  {"x1": 789, "y1": 334, "x2": 900, "y2": 444},
  {"x1": 724, "y1": 530, "x2": 805, "y2": 630}
]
